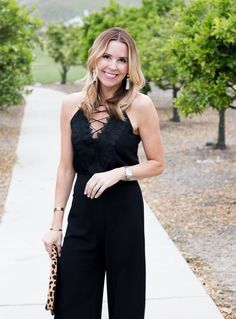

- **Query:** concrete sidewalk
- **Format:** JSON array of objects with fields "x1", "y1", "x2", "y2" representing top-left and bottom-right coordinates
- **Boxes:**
[{"x1": 0, "y1": 87, "x2": 224, "y2": 319}]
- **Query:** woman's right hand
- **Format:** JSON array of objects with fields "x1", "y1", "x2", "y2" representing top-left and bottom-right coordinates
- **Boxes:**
[{"x1": 42, "y1": 230, "x2": 63, "y2": 258}]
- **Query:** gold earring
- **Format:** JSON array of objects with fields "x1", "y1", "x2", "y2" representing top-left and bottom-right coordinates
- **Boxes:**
[{"x1": 125, "y1": 74, "x2": 130, "y2": 90}]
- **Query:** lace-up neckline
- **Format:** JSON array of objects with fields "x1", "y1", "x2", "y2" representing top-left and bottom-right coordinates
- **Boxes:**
[{"x1": 88, "y1": 105, "x2": 111, "y2": 139}]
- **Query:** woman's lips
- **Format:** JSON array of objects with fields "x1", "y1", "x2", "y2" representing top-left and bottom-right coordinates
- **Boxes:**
[{"x1": 103, "y1": 71, "x2": 118, "y2": 79}]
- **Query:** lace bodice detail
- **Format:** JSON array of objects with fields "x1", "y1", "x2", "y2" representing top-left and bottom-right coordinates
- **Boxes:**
[
  {"x1": 86, "y1": 105, "x2": 110, "y2": 139},
  {"x1": 70, "y1": 108, "x2": 141, "y2": 175}
]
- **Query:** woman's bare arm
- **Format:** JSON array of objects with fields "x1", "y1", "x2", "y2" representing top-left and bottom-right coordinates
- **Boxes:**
[
  {"x1": 125, "y1": 93, "x2": 165, "y2": 179},
  {"x1": 51, "y1": 96, "x2": 77, "y2": 229},
  {"x1": 43, "y1": 93, "x2": 82, "y2": 256}
]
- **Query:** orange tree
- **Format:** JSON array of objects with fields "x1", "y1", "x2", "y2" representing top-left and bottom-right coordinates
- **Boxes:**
[
  {"x1": 171, "y1": 0, "x2": 236, "y2": 149},
  {"x1": 141, "y1": 0, "x2": 185, "y2": 121},
  {"x1": 0, "y1": 0, "x2": 42, "y2": 110},
  {"x1": 46, "y1": 23, "x2": 82, "y2": 84}
]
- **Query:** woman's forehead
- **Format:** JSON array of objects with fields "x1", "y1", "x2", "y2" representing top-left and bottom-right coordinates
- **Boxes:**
[{"x1": 105, "y1": 40, "x2": 128, "y2": 57}]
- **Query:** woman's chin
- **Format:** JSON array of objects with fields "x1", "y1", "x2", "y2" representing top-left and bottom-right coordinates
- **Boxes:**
[{"x1": 99, "y1": 80, "x2": 121, "y2": 90}]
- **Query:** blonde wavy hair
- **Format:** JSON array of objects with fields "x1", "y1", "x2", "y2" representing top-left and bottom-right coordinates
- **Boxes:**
[{"x1": 81, "y1": 27, "x2": 145, "y2": 120}]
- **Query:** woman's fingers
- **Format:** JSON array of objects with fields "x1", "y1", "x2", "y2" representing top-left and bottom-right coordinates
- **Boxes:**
[
  {"x1": 84, "y1": 173, "x2": 110, "y2": 198},
  {"x1": 84, "y1": 176, "x2": 102, "y2": 198},
  {"x1": 84, "y1": 170, "x2": 119, "y2": 199},
  {"x1": 57, "y1": 244, "x2": 62, "y2": 257},
  {"x1": 94, "y1": 184, "x2": 106, "y2": 198},
  {"x1": 90, "y1": 184, "x2": 102, "y2": 198},
  {"x1": 42, "y1": 231, "x2": 62, "y2": 258},
  {"x1": 44, "y1": 242, "x2": 61, "y2": 258},
  {"x1": 44, "y1": 242, "x2": 53, "y2": 258},
  {"x1": 86, "y1": 183, "x2": 106, "y2": 199}
]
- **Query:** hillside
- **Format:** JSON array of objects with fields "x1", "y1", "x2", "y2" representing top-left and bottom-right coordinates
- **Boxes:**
[{"x1": 18, "y1": 0, "x2": 141, "y2": 24}]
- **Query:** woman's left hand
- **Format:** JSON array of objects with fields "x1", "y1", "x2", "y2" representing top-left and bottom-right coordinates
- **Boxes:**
[{"x1": 84, "y1": 168, "x2": 124, "y2": 199}]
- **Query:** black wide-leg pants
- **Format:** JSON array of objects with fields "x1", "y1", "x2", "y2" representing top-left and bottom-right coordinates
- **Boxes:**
[{"x1": 54, "y1": 174, "x2": 146, "y2": 319}]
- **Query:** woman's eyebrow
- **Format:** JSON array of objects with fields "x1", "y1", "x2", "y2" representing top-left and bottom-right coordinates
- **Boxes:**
[{"x1": 104, "y1": 52, "x2": 128, "y2": 59}]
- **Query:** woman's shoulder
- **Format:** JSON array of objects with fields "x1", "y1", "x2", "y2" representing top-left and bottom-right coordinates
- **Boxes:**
[
  {"x1": 61, "y1": 91, "x2": 85, "y2": 120},
  {"x1": 62, "y1": 91, "x2": 85, "y2": 108},
  {"x1": 130, "y1": 92, "x2": 156, "y2": 114},
  {"x1": 128, "y1": 93, "x2": 159, "y2": 127}
]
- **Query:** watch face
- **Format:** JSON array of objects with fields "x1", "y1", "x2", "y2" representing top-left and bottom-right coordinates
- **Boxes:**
[{"x1": 125, "y1": 167, "x2": 133, "y2": 179}]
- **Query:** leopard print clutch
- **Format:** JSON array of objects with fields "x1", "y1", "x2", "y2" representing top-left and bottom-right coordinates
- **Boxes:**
[{"x1": 45, "y1": 244, "x2": 58, "y2": 315}]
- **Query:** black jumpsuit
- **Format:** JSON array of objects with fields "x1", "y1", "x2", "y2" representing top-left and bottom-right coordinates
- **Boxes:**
[{"x1": 54, "y1": 108, "x2": 146, "y2": 319}]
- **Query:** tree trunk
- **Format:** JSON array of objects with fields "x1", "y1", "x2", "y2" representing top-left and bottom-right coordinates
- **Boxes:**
[
  {"x1": 170, "y1": 85, "x2": 180, "y2": 122},
  {"x1": 61, "y1": 66, "x2": 68, "y2": 84},
  {"x1": 215, "y1": 108, "x2": 226, "y2": 149}
]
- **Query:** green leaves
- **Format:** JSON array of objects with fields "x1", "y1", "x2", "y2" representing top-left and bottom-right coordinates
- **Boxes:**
[
  {"x1": 0, "y1": 0, "x2": 42, "y2": 109},
  {"x1": 142, "y1": 0, "x2": 184, "y2": 16},
  {"x1": 172, "y1": 0, "x2": 236, "y2": 114},
  {"x1": 170, "y1": 0, "x2": 236, "y2": 147},
  {"x1": 0, "y1": 0, "x2": 41, "y2": 109}
]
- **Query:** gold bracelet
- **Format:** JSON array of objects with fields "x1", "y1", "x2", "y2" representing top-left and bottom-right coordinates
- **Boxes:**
[
  {"x1": 50, "y1": 227, "x2": 62, "y2": 232},
  {"x1": 53, "y1": 207, "x2": 64, "y2": 213}
]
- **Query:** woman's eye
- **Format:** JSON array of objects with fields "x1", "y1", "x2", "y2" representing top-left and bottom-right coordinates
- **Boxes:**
[
  {"x1": 119, "y1": 58, "x2": 127, "y2": 63},
  {"x1": 102, "y1": 54, "x2": 110, "y2": 59}
]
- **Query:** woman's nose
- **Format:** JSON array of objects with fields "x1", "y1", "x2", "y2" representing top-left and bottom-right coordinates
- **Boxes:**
[{"x1": 109, "y1": 58, "x2": 117, "y2": 70}]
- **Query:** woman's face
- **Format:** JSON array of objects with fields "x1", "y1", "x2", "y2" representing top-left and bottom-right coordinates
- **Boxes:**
[{"x1": 96, "y1": 40, "x2": 129, "y2": 91}]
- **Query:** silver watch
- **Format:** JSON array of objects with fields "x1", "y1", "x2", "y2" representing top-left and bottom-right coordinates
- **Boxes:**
[{"x1": 124, "y1": 166, "x2": 133, "y2": 180}]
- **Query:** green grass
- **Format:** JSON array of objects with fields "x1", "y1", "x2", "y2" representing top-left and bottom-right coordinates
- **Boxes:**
[{"x1": 31, "y1": 46, "x2": 86, "y2": 84}]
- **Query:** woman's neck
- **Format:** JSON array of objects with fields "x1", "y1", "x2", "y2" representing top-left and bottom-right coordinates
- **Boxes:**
[{"x1": 99, "y1": 85, "x2": 119, "y2": 102}]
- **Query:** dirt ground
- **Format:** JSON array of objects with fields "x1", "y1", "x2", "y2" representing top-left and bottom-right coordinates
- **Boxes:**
[
  {"x1": 139, "y1": 107, "x2": 236, "y2": 319},
  {"x1": 0, "y1": 83, "x2": 235, "y2": 318},
  {"x1": 0, "y1": 104, "x2": 25, "y2": 223}
]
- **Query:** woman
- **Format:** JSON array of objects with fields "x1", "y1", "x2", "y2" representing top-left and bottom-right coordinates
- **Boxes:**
[{"x1": 43, "y1": 27, "x2": 164, "y2": 319}]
